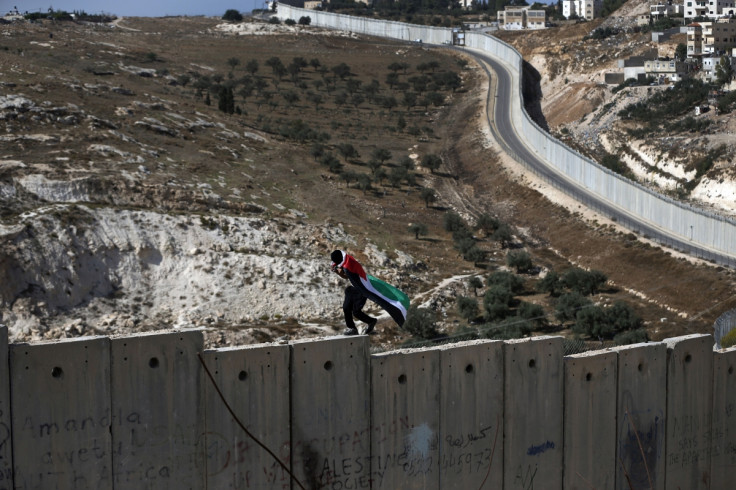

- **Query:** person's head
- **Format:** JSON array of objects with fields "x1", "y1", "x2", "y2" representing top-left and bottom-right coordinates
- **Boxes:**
[{"x1": 330, "y1": 250, "x2": 344, "y2": 267}]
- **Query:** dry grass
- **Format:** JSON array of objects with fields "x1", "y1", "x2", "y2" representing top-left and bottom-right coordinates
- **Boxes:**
[{"x1": 1, "y1": 15, "x2": 734, "y2": 346}]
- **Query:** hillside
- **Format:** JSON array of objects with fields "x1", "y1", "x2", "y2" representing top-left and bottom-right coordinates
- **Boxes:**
[
  {"x1": 494, "y1": 2, "x2": 736, "y2": 216},
  {"x1": 1, "y1": 14, "x2": 734, "y2": 349}
]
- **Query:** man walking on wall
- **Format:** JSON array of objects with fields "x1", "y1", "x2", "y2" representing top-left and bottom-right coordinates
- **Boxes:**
[{"x1": 330, "y1": 250, "x2": 409, "y2": 335}]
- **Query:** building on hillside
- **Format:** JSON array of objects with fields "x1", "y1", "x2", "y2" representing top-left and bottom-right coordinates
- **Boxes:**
[
  {"x1": 702, "y1": 18, "x2": 736, "y2": 54},
  {"x1": 688, "y1": 22, "x2": 704, "y2": 56},
  {"x1": 303, "y1": 1, "x2": 323, "y2": 9},
  {"x1": 636, "y1": 14, "x2": 651, "y2": 26},
  {"x1": 684, "y1": 0, "x2": 709, "y2": 19},
  {"x1": 701, "y1": 54, "x2": 736, "y2": 81},
  {"x1": 562, "y1": 0, "x2": 602, "y2": 20},
  {"x1": 710, "y1": 0, "x2": 736, "y2": 17},
  {"x1": 644, "y1": 57, "x2": 690, "y2": 82},
  {"x1": 616, "y1": 49, "x2": 660, "y2": 81},
  {"x1": 652, "y1": 26, "x2": 688, "y2": 43},
  {"x1": 688, "y1": 18, "x2": 736, "y2": 55},
  {"x1": 684, "y1": 0, "x2": 736, "y2": 19},
  {"x1": 651, "y1": 1, "x2": 683, "y2": 18},
  {"x1": 497, "y1": 6, "x2": 547, "y2": 30}
]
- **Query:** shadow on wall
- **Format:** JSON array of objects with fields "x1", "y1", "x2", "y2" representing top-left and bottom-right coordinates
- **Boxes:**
[{"x1": 521, "y1": 60, "x2": 549, "y2": 132}]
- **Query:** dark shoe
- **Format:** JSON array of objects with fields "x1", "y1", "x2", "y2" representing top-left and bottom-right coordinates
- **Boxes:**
[
  {"x1": 343, "y1": 327, "x2": 359, "y2": 336},
  {"x1": 363, "y1": 319, "x2": 378, "y2": 335}
]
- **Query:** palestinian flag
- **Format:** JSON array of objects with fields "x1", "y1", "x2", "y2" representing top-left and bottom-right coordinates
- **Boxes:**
[{"x1": 332, "y1": 251, "x2": 410, "y2": 326}]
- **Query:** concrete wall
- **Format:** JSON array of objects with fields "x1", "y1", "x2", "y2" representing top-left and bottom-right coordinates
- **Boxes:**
[
  {"x1": 371, "y1": 347, "x2": 440, "y2": 489},
  {"x1": 10, "y1": 336, "x2": 112, "y2": 490},
  {"x1": 275, "y1": 5, "x2": 736, "y2": 267},
  {"x1": 438, "y1": 340, "x2": 503, "y2": 489},
  {"x1": 291, "y1": 336, "x2": 371, "y2": 489},
  {"x1": 0, "y1": 326, "x2": 11, "y2": 490},
  {"x1": 202, "y1": 343, "x2": 290, "y2": 489},
  {"x1": 1, "y1": 331, "x2": 735, "y2": 488},
  {"x1": 564, "y1": 349, "x2": 617, "y2": 489}
]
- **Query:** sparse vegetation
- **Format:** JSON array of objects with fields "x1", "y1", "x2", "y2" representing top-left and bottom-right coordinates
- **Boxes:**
[{"x1": 0, "y1": 14, "x2": 728, "y2": 350}]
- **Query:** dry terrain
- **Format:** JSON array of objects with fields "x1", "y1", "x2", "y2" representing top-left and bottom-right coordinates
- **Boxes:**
[{"x1": 0, "y1": 14, "x2": 734, "y2": 350}]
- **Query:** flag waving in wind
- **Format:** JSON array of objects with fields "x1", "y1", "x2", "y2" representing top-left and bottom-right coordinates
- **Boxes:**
[{"x1": 331, "y1": 250, "x2": 409, "y2": 327}]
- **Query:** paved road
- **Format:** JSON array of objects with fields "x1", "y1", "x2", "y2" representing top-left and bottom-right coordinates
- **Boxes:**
[{"x1": 460, "y1": 47, "x2": 736, "y2": 268}]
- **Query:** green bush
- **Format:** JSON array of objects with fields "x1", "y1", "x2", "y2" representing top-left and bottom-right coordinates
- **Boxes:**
[
  {"x1": 561, "y1": 267, "x2": 607, "y2": 295},
  {"x1": 492, "y1": 223, "x2": 513, "y2": 247},
  {"x1": 483, "y1": 317, "x2": 531, "y2": 340},
  {"x1": 507, "y1": 250, "x2": 533, "y2": 273},
  {"x1": 487, "y1": 271, "x2": 524, "y2": 294},
  {"x1": 574, "y1": 305, "x2": 614, "y2": 339},
  {"x1": 555, "y1": 292, "x2": 592, "y2": 323},
  {"x1": 618, "y1": 79, "x2": 708, "y2": 123},
  {"x1": 408, "y1": 222, "x2": 428, "y2": 240},
  {"x1": 517, "y1": 301, "x2": 547, "y2": 328},
  {"x1": 573, "y1": 301, "x2": 643, "y2": 340},
  {"x1": 720, "y1": 329, "x2": 736, "y2": 348},
  {"x1": 457, "y1": 296, "x2": 480, "y2": 323},
  {"x1": 222, "y1": 9, "x2": 243, "y2": 22},
  {"x1": 403, "y1": 306, "x2": 439, "y2": 340},
  {"x1": 467, "y1": 276, "x2": 483, "y2": 296},
  {"x1": 483, "y1": 285, "x2": 513, "y2": 322},
  {"x1": 614, "y1": 328, "x2": 649, "y2": 345},
  {"x1": 443, "y1": 211, "x2": 466, "y2": 233},
  {"x1": 536, "y1": 270, "x2": 561, "y2": 296}
]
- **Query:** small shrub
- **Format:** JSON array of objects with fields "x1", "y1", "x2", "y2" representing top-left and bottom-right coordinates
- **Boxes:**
[
  {"x1": 487, "y1": 271, "x2": 524, "y2": 294},
  {"x1": 222, "y1": 9, "x2": 243, "y2": 22},
  {"x1": 457, "y1": 296, "x2": 480, "y2": 323},
  {"x1": 536, "y1": 270, "x2": 561, "y2": 296},
  {"x1": 555, "y1": 292, "x2": 592, "y2": 323},
  {"x1": 614, "y1": 328, "x2": 649, "y2": 345},
  {"x1": 561, "y1": 267, "x2": 607, "y2": 296},
  {"x1": 403, "y1": 306, "x2": 439, "y2": 339},
  {"x1": 507, "y1": 250, "x2": 533, "y2": 273},
  {"x1": 720, "y1": 329, "x2": 736, "y2": 348}
]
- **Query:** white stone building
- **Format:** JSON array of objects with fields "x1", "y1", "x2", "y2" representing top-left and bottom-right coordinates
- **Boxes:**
[
  {"x1": 497, "y1": 6, "x2": 547, "y2": 30},
  {"x1": 685, "y1": 0, "x2": 736, "y2": 19},
  {"x1": 688, "y1": 18, "x2": 736, "y2": 55},
  {"x1": 562, "y1": 0, "x2": 603, "y2": 20}
]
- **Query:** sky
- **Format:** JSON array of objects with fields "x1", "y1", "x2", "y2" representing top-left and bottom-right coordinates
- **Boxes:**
[{"x1": 6, "y1": 1, "x2": 265, "y2": 17}]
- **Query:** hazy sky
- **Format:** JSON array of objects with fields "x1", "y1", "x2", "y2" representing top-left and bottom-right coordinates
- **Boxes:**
[{"x1": 6, "y1": 1, "x2": 265, "y2": 17}]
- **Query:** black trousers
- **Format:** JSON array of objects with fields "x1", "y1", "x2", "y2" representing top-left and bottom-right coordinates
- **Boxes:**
[{"x1": 343, "y1": 285, "x2": 375, "y2": 330}]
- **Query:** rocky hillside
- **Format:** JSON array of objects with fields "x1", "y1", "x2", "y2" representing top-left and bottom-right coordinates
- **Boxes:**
[
  {"x1": 1, "y1": 12, "x2": 734, "y2": 349},
  {"x1": 495, "y1": 0, "x2": 736, "y2": 216},
  {"x1": 0, "y1": 16, "x2": 484, "y2": 346}
]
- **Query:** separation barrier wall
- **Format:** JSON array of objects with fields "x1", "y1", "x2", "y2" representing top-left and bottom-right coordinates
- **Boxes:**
[
  {"x1": 2, "y1": 326, "x2": 736, "y2": 489},
  {"x1": 275, "y1": 5, "x2": 736, "y2": 267}
]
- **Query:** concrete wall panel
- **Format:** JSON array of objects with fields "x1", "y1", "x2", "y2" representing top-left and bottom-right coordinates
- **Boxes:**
[
  {"x1": 202, "y1": 344, "x2": 290, "y2": 489},
  {"x1": 564, "y1": 350, "x2": 617, "y2": 490},
  {"x1": 0, "y1": 326, "x2": 12, "y2": 490},
  {"x1": 439, "y1": 340, "x2": 503, "y2": 489},
  {"x1": 290, "y1": 336, "x2": 371, "y2": 490},
  {"x1": 664, "y1": 334, "x2": 713, "y2": 489},
  {"x1": 615, "y1": 342, "x2": 667, "y2": 490},
  {"x1": 503, "y1": 337, "x2": 563, "y2": 490},
  {"x1": 371, "y1": 348, "x2": 440, "y2": 490},
  {"x1": 10, "y1": 336, "x2": 112, "y2": 490},
  {"x1": 110, "y1": 330, "x2": 204, "y2": 490},
  {"x1": 710, "y1": 346, "x2": 736, "y2": 488}
]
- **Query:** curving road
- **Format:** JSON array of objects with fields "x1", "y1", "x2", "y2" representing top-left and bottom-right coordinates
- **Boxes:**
[{"x1": 460, "y1": 46, "x2": 736, "y2": 268}]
